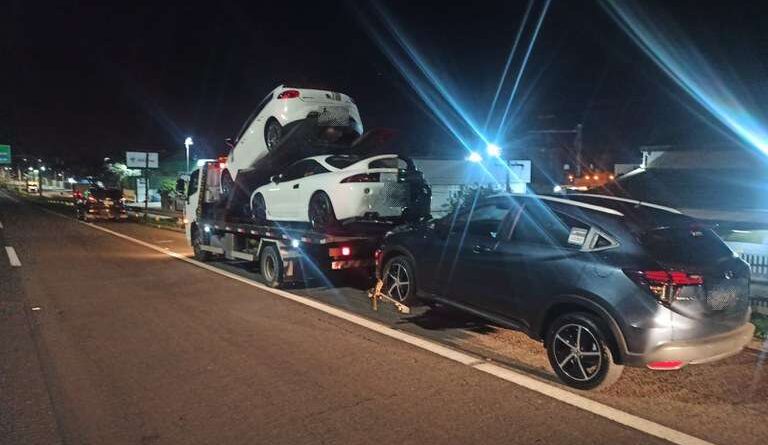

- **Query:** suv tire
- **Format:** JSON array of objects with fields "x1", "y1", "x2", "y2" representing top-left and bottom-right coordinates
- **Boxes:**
[
  {"x1": 382, "y1": 255, "x2": 417, "y2": 305},
  {"x1": 545, "y1": 312, "x2": 624, "y2": 391}
]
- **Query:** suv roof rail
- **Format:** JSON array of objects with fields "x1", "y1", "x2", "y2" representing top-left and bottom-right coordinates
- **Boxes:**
[
  {"x1": 568, "y1": 193, "x2": 683, "y2": 214},
  {"x1": 488, "y1": 193, "x2": 624, "y2": 217}
]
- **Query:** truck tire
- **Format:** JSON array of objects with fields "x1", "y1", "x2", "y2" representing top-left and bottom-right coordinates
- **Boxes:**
[
  {"x1": 192, "y1": 227, "x2": 211, "y2": 262},
  {"x1": 308, "y1": 191, "x2": 339, "y2": 233},
  {"x1": 264, "y1": 119, "x2": 282, "y2": 151},
  {"x1": 260, "y1": 244, "x2": 283, "y2": 288},
  {"x1": 545, "y1": 312, "x2": 624, "y2": 391}
]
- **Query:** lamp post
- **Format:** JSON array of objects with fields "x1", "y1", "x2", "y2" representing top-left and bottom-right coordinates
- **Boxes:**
[{"x1": 184, "y1": 137, "x2": 194, "y2": 172}]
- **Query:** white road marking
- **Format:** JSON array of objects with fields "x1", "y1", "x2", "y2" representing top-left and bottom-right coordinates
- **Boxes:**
[
  {"x1": 37, "y1": 205, "x2": 716, "y2": 445},
  {"x1": 5, "y1": 246, "x2": 21, "y2": 267}
]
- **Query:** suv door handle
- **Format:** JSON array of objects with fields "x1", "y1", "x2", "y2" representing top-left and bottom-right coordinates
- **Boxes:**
[
  {"x1": 472, "y1": 244, "x2": 493, "y2": 254},
  {"x1": 293, "y1": 184, "x2": 300, "y2": 189}
]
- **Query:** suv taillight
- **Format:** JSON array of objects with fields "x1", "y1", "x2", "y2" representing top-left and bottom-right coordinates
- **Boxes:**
[
  {"x1": 625, "y1": 269, "x2": 703, "y2": 305},
  {"x1": 87, "y1": 195, "x2": 97, "y2": 203},
  {"x1": 341, "y1": 173, "x2": 380, "y2": 183},
  {"x1": 277, "y1": 89, "x2": 300, "y2": 99}
]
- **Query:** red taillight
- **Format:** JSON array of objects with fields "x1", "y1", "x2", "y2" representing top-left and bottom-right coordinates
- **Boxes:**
[
  {"x1": 87, "y1": 195, "x2": 97, "y2": 203},
  {"x1": 341, "y1": 246, "x2": 351, "y2": 256},
  {"x1": 341, "y1": 173, "x2": 380, "y2": 183},
  {"x1": 640, "y1": 270, "x2": 703, "y2": 286},
  {"x1": 374, "y1": 249, "x2": 382, "y2": 266},
  {"x1": 647, "y1": 360, "x2": 685, "y2": 370},
  {"x1": 625, "y1": 269, "x2": 703, "y2": 305},
  {"x1": 277, "y1": 89, "x2": 300, "y2": 99}
]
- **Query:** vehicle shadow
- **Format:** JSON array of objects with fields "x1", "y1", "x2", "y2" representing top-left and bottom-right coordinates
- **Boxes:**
[{"x1": 397, "y1": 303, "x2": 498, "y2": 336}]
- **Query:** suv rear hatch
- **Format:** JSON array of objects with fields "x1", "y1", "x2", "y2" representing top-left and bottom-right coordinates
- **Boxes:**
[{"x1": 640, "y1": 226, "x2": 751, "y2": 328}]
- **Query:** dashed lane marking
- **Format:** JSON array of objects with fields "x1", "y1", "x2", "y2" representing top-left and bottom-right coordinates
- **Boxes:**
[{"x1": 5, "y1": 246, "x2": 21, "y2": 267}]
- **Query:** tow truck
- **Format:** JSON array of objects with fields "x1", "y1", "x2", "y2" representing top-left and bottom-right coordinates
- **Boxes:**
[
  {"x1": 179, "y1": 115, "x2": 422, "y2": 287},
  {"x1": 182, "y1": 158, "x2": 386, "y2": 288}
]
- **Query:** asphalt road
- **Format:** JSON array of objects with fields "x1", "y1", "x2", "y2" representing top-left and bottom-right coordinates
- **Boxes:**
[{"x1": 1, "y1": 190, "x2": 766, "y2": 445}]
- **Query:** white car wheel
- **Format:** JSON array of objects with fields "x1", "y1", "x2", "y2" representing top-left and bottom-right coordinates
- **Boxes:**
[{"x1": 264, "y1": 119, "x2": 282, "y2": 151}]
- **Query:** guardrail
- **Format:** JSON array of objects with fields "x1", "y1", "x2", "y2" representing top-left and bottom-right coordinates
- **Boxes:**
[
  {"x1": 728, "y1": 242, "x2": 768, "y2": 284},
  {"x1": 741, "y1": 253, "x2": 768, "y2": 279}
]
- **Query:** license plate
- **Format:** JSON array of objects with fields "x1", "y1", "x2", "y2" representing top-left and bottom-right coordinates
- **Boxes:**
[{"x1": 380, "y1": 173, "x2": 398, "y2": 182}]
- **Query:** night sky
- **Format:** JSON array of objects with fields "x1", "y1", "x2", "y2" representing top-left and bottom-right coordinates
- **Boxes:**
[{"x1": 4, "y1": 0, "x2": 768, "y2": 169}]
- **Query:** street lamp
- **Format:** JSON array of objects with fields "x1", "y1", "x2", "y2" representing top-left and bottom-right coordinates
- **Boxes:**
[
  {"x1": 486, "y1": 143, "x2": 502, "y2": 158},
  {"x1": 466, "y1": 152, "x2": 483, "y2": 163},
  {"x1": 184, "y1": 137, "x2": 194, "y2": 172}
]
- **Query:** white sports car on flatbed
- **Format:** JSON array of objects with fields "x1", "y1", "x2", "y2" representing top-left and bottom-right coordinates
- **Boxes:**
[{"x1": 249, "y1": 154, "x2": 430, "y2": 231}]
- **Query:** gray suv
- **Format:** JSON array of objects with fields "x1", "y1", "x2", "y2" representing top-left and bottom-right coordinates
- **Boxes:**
[{"x1": 376, "y1": 193, "x2": 755, "y2": 390}]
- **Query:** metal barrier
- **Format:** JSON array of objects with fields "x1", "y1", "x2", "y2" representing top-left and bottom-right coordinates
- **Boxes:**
[{"x1": 740, "y1": 252, "x2": 768, "y2": 281}]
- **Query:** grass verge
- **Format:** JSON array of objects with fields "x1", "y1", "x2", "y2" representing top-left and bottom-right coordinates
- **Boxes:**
[{"x1": 753, "y1": 313, "x2": 768, "y2": 340}]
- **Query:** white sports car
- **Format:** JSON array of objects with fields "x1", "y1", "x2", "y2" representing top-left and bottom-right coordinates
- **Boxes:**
[
  {"x1": 249, "y1": 154, "x2": 430, "y2": 230},
  {"x1": 222, "y1": 85, "x2": 363, "y2": 188}
]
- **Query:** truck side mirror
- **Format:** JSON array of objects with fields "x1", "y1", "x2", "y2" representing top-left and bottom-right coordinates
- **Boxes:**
[{"x1": 176, "y1": 178, "x2": 187, "y2": 194}]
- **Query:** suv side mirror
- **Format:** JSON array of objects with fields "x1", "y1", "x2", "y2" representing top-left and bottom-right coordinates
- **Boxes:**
[
  {"x1": 270, "y1": 175, "x2": 281, "y2": 184},
  {"x1": 225, "y1": 138, "x2": 235, "y2": 150}
]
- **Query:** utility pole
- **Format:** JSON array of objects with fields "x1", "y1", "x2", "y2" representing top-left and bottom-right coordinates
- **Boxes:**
[
  {"x1": 144, "y1": 154, "x2": 149, "y2": 223},
  {"x1": 574, "y1": 123, "x2": 583, "y2": 178}
]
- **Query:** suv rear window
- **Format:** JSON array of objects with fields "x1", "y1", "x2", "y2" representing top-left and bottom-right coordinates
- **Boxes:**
[{"x1": 640, "y1": 227, "x2": 732, "y2": 265}]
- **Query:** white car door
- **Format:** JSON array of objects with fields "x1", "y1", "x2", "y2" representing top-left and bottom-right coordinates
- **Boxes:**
[{"x1": 262, "y1": 160, "x2": 325, "y2": 221}]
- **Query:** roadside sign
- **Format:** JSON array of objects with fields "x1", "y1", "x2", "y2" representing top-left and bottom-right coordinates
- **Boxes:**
[
  {"x1": 0, "y1": 144, "x2": 11, "y2": 165},
  {"x1": 126, "y1": 151, "x2": 159, "y2": 168},
  {"x1": 507, "y1": 160, "x2": 531, "y2": 183}
]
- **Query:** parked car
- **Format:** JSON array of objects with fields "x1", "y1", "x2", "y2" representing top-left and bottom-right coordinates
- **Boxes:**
[
  {"x1": 376, "y1": 193, "x2": 754, "y2": 390},
  {"x1": 249, "y1": 154, "x2": 431, "y2": 231},
  {"x1": 222, "y1": 85, "x2": 363, "y2": 194},
  {"x1": 75, "y1": 187, "x2": 128, "y2": 221}
]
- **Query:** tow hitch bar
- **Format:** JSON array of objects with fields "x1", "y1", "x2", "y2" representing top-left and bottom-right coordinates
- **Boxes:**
[{"x1": 368, "y1": 279, "x2": 411, "y2": 314}]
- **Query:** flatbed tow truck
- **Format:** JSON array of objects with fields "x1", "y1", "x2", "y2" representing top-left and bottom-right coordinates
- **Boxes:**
[{"x1": 183, "y1": 159, "x2": 387, "y2": 289}]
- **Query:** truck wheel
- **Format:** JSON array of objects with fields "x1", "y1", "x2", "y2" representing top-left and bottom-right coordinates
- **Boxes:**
[
  {"x1": 191, "y1": 227, "x2": 211, "y2": 262},
  {"x1": 308, "y1": 192, "x2": 339, "y2": 233},
  {"x1": 264, "y1": 119, "x2": 282, "y2": 151},
  {"x1": 545, "y1": 312, "x2": 624, "y2": 391},
  {"x1": 260, "y1": 244, "x2": 283, "y2": 288},
  {"x1": 382, "y1": 256, "x2": 417, "y2": 304},
  {"x1": 251, "y1": 193, "x2": 267, "y2": 222}
]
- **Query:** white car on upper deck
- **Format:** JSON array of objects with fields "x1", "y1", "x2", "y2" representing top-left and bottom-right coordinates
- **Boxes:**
[{"x1": 223, "y1": 85, "x2": 363, "y2": 188}]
